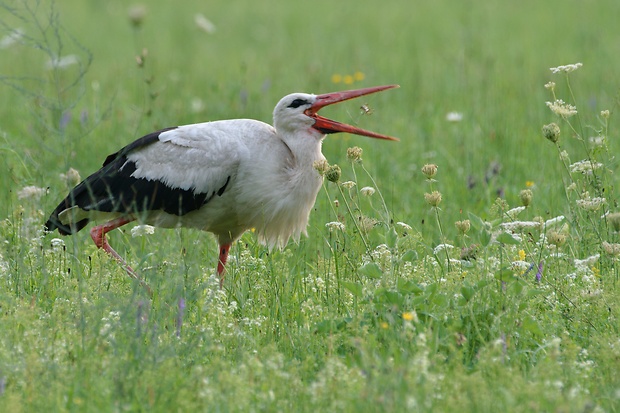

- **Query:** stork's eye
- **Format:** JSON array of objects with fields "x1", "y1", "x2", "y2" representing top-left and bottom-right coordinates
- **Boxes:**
[{"x1": 288, "y1": 98, "x2": 308, "y2": 109}]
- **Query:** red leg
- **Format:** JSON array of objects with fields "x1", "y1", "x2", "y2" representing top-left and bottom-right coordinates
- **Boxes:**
[
  {"x1": 90, "y1": 217, "x2": 152, "y2": 296},
  {"x1": 217, "y1": 243, "x2": 231, "y2": 289}
]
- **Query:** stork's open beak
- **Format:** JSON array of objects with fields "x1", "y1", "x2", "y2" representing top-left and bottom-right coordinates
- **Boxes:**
[{"x1": 307, "y1": 84, "x2": 399, "y2": 141}]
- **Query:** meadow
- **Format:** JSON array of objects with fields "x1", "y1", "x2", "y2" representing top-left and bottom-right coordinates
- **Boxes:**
[{"x1": 1, "y1": 0, "x2": 619, "y2": 411}]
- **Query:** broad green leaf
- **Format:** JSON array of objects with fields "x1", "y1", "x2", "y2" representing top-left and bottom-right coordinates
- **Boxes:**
[
  {"x1": 480, "y1": 228, "x2": 491, "y2": 247},
  {"x1": 400, "y1": 250, "x2": 418, "y2": 263},
  {"x1": 467, "y1": 212, "x2": 486, "y2": 231},
  {"x1": 358, "y1": 262, "x2": 383, "y2": 279},
  {"x1": 397, "y1": 279, "x2": 424, "y2": 294},
  {"x1": 342, "y1": 281, "x2": 363, "y2": 298},
  {"x1": 495, "y1": 267, "x2": 516, "y2": 282},
  {"x1": 497, "y1": 232, "x2": 521, "y2": 245},
  {"x1": 386, "y1": 228, "x2": 398, "y2": 248},
  {"x1": 461, "y1": 285, "x2": 475, "y2": 302}
]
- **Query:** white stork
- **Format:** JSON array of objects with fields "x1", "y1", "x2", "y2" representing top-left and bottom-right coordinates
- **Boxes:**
[{"x1": 45, "y1": 84, "x2": 399, "y2": 293}]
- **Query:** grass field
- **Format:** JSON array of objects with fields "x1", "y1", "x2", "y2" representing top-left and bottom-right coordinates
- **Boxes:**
[{"x1": 1, "y1": 0, "x2": 620, "y2": 411}]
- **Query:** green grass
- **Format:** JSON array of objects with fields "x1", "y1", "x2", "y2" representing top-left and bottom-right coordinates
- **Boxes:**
[{"x1": 1, "y1": 0, "x2": 620, "y2": 411}]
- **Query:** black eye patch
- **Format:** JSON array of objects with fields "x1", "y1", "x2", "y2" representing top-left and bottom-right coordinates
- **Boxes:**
[{"x1": 288, "y1": 98, "x2": 309, "y2": 109}]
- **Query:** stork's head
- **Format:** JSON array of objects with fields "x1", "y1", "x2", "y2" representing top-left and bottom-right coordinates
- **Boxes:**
[{"x1": 273, "y1": 85, "x2": 399, "y2": 141}]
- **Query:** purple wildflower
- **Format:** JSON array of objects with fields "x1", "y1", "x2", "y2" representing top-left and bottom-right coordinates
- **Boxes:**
[
  {"x1": 536, "y1": 261, "x2": 544, "y2": 282},
  {"x1": 176, "y1": 298, "x2": 186, "y2": 338}
]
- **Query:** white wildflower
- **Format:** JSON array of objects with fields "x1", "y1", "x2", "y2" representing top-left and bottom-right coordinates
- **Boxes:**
[
  {"x1": 191, "y1": 98, "x2": 205, "y2": 113},
  {"x1": 589, "y1": 136, "x2": 606, "y2": 147},
  {"x1": 570, "y1": 159, "x2": 603, "y2": 174},
  {"x1": 544, "y1": 81, "x2": 555, "y2": 90},
  {"x1": 559, "y1": 150, "x2": 570, "y2": 162},
  {"x1": 45, "y1": 54, "x2": 79, "y2": 70},
  {"x1": 396, "y1": 221, "x2": 412, "y2": 231},
  {"x1": 505, "y1": 206, "x2": 526, "y2": 220},
  {"x1": 544, "y1": 216, "x2": 565, "y2": 228},
  {"x1": 195, "y1": 13, "x2": 216, "y2": 33},
  {"x1": 360, "y1": 186, "x2": 375, "y2": 196},
  {"x1": 17, "y1": 185, "x2": 47, "y2": 201},
  {"x1": 131, "y1": 225, "x2": 155, "y2": 237},
  {"x1": 340, "y1": 181, "x2": 356, "y2": 189},
  {"x1": 576, "y1": 197, "x2": 606, "y2": 211},
  {"x1": 500, "y1": 221, "x2": 542, "y2": 232},
  {"x1": 0, "y1": 28, "x2": 24, "y2": 49},
  {"x1": 433, "y1": 243, "x2": 454, "y2": 255},
  {"x1": 574, "y1": 254, "x2": 599, "y2": 268},
  {"x1": 325, "y1": 221, "x2": 345, "y2": 232},
  {"x1": 546, "y1": 99, "x2": 577, "y2": 118},
  {"x1": 446, "y1": 112, "x2": 463, "y2": 122},
  {"x1": 50, "y1": 238, "x2": 65, "y2": 249},
  {"x1": 511, "y1": 260, "x2": 532, "y2": 272},
  {"x1": 550, "y1": 63, "x2": 583, "y2": 74}
]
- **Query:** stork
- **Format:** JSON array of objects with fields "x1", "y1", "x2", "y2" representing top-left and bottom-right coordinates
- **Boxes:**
[{"x1": 45, "y1": 84, "x2": 399, "y2": 293}]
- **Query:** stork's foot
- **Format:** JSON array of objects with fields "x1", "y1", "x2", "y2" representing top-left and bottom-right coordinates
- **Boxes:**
[
  {"x1": 90, "y1": 218, "x2": 153, "y2": 296},
  {"x1": 217, "y1": 243, "x2": 231, "y2": 289}
]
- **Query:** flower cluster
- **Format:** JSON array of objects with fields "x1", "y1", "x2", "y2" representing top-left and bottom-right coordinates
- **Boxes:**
[
  {"x1": 546, "y1": 99, "x2": 577, "y2": 118},
  {"x1": 550, "y1": 63, "x2": 583, "y2": 74}
]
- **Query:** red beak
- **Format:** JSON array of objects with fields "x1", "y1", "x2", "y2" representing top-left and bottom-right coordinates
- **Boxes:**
[{"x1": 306, "y1": 85, "x2": 400, "y2": 141}]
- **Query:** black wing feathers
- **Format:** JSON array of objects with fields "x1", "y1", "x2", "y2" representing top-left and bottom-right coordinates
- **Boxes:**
[{"x1": 45, "y1": 126, "x2": 231, "y2": 235}]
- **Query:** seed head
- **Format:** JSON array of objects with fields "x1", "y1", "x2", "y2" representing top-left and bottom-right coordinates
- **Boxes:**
[
  {"x1": 313, "y1": 159, "x2": 329, "y2": 175},
  {"x1": 547, "y1": 231, "x2": 567, "y2": 247},
  {"x1": 128, "y1": 5, "x2": 147, "y2": 28},
  {"x1": 325, "y1": 164, "x2": 341, "y2": 183},
  {"x1": 424, "y1": 191, "x2": 442, "y2": 207},
  {"x1": 421, "y1": 164, "x2": 438, "y2": 180},
  {"x1": 60, "y1": 167, "x2": 81, "y2": 187},
  {"x1": 601, "y1": 110, "x2": 610, "y2": 119},
  {"x1": 602, "y1": 241, "x2": 620, "y2": 256},
  {"x1": 542, "y1": 123, "x2": 561, "y2": 143},
  {"x1": 455, "y1": 219, "x2": 471, "y2": 234},
  {"x1": 347, "y1": 146, "x2": 363, "y2": 162},
  {"x1": 520, "y1": 189, "x2": 533, "y2": 207},
  {"x1": 607, "y1": 212, "x2": 620, "y2": 232},
  {"x1": 360, "y1": 186, "x2": 376, "y2": 196}
]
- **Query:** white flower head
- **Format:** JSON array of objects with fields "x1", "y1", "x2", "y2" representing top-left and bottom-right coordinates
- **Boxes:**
[
  {"x1": 396, "y1": 221, "x2": 412, "y2": 231},
  {"x1": 574, "y1": 254, "x2": 600, "y2": 268},
  {"x1": 550, "y1": 63, "x2": 583, "y2": 74},
  {"x1": 446, "y1": 112, "x2": 463, "y2": 122},
  {"x1": 50, "y1": 238, "x2": 65, "y2": 249},
  {"x1": 195, "y1": 13, "x2": 216, "y2": 34},
  {"x1": 17, "y1": 185, "x2": 47, "y2": 201},
  {"x1": 131, "y1": 225, "x2": 155, "y2": 237},
  {"x1": 501, "y1": 221, "x2": 542, "y2": 232},
  {"x1": 325, "y1": 221, "x2": 345, "y2": 232},
  {"x1": 570, "y1": 160, "x2": 603, "y2": 174},
  {"x1": 45, "y1": 55, "x2": 79, "y2": 70},
  {"x1": 433, "y1": 243, "x2": 454, "y2": 255},
  {"x1": 0, "y1": 28, "x2": 24, "y2": 49},
  {"x1": 544, "y1": 216, "x2": 565, "y2": 228},
  {"x1": 505, "y1": 206, "x2": 526, "y2": 220},
  {"x1": 340, "y1": 181, "x2": 356, "y2": 189},
  {"x1": 360, "y1": 186, "x2": 375, "y2": 196},
  {"x1": 576, "y1": 197, "x2": 606, "y2": 211},
  {"x1": 589, "y1": 136, "x2": 606, "y2": 148},
  {"x1": 546, "y1": 99, "x2": 577, "y2": 118}
]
